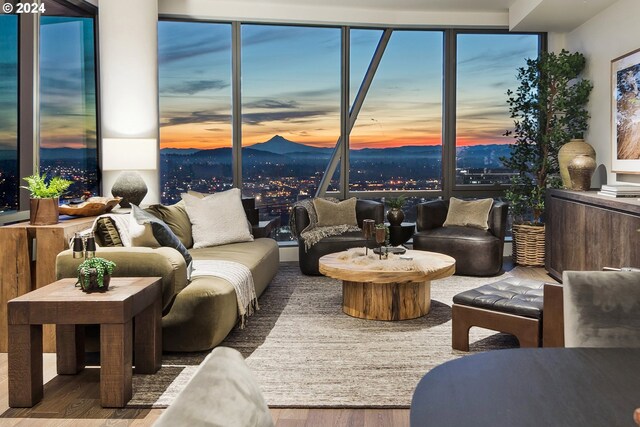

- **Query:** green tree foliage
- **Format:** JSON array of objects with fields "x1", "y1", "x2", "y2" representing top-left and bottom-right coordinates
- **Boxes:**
[{"x1": 502, "y1": 50, "x2": 592, "y2": 224}]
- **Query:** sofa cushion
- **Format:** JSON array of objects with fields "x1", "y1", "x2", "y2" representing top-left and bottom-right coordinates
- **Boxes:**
[
  {"x1": 131, "y1": 204, "x2": 193, "y2": 266},
  {"x1": 313, "y1": 197, "x2": 358, "y2": 227},
  {"x1": 443, "y1": 197, "x2": 493, "y2": 230},
  {"x1": 182, "y1": 189, "x2": 254, "y2": 249},
  {"x1": 145, "y1": 200, "x2": 193, "y2": 249},
  {"x1": 453, "y1": 277, "x2": 544, "y2": 319},
  {"x1": 95, "y1": 217, "x2": 123, "y2": 247}
]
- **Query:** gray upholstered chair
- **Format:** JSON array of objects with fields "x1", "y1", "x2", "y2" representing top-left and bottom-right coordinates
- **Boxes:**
[{"x1": 563, "y1": 271, "x2": 640, "y2": 348}]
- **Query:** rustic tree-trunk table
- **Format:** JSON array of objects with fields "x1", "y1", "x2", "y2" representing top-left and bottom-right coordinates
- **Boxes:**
[
  {"x1": 7, "y1": 277, "x2": 162, "y2": 408},
  {"x1": 319, "y1": 250, "x2": 455, "y2": 320}
]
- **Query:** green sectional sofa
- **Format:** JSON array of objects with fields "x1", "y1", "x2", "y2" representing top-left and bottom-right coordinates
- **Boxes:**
[{"x1": 55, "y1": 198, "x2": 279, "y2": 352}]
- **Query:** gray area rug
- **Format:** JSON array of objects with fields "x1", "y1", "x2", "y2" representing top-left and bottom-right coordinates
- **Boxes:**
[{"x1": 129, "y1": 263, "x2": 517, "y2": 408}]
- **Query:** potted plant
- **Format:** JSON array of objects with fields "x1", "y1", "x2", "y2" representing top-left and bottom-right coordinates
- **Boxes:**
[
  {"x1": 21, "y1": 173, "x2": 72, "y2": 225},
  {"x1": 385, "y1": 195, "x2": 406, "y2": 226},
  {"x1": 76, "y1": 257, "x2": 116, "y2": 293},
  {"x1": 503, "y1": 49, "x2": 592, "y2": 266}
]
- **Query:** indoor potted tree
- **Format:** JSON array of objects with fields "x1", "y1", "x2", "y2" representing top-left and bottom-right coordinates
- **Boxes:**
[
  {"x1": 385, "y1": 194, "x2": 407, "y2": 226},
  {"x1": 503, "y1": 49, "x2": 592, "y2": 266},
  {"x1": 21, "y1": 173, "x2": 72, "y2": 225},
  {"x1": 76, "y1": 257, "x2": 116, "y2": 293}
]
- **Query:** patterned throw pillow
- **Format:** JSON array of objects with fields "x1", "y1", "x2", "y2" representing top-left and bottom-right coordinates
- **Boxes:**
[
  {"x1": 95, "y1": 217, "x2": 123, "y2": 247},
  {"x1": 130, "y1": 204, "x2": 193, "y2": 266},
  {"x1": 443, "y1": 197, "x2": 493, "y2": 230}
]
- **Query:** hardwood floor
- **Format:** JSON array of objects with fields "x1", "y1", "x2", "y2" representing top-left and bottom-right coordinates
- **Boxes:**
[{"x1": 0, "y1": 261, "x2": 553, "y2": 427}]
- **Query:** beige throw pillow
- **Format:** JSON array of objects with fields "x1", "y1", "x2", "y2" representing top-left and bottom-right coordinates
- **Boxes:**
[
  {"x1": 443, "y1": 197, "x2": 493, "y2": 230},
  {"x1": 313, "y1": 197, "x2": 358, "y2": 227},
  {"x1": 182, "y1": 188, "x2": 254, "y2": 249}
]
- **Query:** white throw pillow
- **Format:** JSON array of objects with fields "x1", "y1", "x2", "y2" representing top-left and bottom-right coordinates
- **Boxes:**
[
  {"x1": 128, "y1": 209, "x2": 160, "y2": 247},
  {"x1": 182, "y1": 189, "x2": 254, "y2": 249}
]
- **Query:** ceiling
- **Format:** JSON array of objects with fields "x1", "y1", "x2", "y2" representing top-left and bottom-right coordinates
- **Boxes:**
[{"x1": 229, "y1": 0, "x2": 515, "y2": 12}]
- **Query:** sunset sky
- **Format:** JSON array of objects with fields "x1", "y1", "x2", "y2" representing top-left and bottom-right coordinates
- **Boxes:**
[
  {"x1": 0, "y1": 15, "x2": 18, "y2": 153},
  {"x1": 158, "y1": 22, "x2": 539, "y2": 151}
]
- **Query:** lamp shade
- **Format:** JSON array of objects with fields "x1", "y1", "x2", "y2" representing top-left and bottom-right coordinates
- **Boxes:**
[{"x1": 102, "y1": 138, "x2": 157, "y2": 171}]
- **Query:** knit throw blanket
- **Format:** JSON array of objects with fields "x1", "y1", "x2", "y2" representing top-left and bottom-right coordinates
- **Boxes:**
[
  {"x1": 190, "y1": 260, "x2": 257, "y2": 328},
  {"x1": 290, "y1": 198, "x2": 361, "y2": 251}
]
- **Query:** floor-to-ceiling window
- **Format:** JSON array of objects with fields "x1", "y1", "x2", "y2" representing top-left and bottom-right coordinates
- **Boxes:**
[
  {"x1": 0, "y1": 15, "x2": 18, "y2": 213},
  {"x1": 40, "y1": 16, "x2": 99, "y2": 201},
  {"x1": 241, "y1": 24, "x2": 341, "y2": 236},
  {"x1": 158, "y1": 21, "x2": 233, "y2": 204},
  {"x1": 455, "y1": 33, "x2": 540, "y2": 186},
  {"x1": 157, "y1": 21, "x2": 543, "y2": 242}
]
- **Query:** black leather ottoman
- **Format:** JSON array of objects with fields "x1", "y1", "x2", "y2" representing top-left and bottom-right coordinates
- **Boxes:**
[{"x1": 452, "y1": 277, "x2": 545, "y2": 351}]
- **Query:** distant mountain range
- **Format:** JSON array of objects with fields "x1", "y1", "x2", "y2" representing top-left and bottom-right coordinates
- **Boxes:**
[{"x1": 2, "y1": 135, "x2": 512, "y2": 169}]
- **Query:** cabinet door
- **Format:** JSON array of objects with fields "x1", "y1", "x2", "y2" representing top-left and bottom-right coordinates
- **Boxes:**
[
  {"x1": 585, "y1": 207, "x2": 640, "y2": 270},
  {"x1": 547, "y1": 197, "x2": 587, "y2": 278}
]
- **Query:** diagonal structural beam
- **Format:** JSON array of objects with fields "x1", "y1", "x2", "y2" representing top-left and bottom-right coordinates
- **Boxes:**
[{"x1": 315, "y1": 29, "x2": 392, "y2": 197}]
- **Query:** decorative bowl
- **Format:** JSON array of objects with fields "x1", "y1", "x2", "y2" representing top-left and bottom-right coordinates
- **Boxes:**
[{"x1": 59, "y1": 197, "x2": 122, "y2": 217}]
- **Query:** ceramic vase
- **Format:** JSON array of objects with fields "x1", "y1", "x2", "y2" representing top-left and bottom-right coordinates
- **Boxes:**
[
  {"x1": 29, "y1": 197, "x2": 59, "y2": 225},
  {"x1": 387, "y1": 208, "x2": 404, "y2": 226},
  {"x1": 568, "y1": 154, "x2": 597, "y2": 191},
  {"x1": 558, "y1": 139, "x2": 596, "y2": 189}
]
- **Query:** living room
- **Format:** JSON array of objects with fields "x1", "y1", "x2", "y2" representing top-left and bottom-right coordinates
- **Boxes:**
[{"x1": 1, "y1": 0, "x2": 639, "y2": 426}]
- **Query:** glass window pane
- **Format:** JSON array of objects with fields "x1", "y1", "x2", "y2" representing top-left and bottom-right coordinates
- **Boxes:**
[
  {"x1": 350, "y1": 29, "x2": 382, "y2": 106},
  {"x1": 456, "y1": 33, "x2": 539, "y2": 185},
  {"x1": 0, "y1": 15, "x2": 18, "y2": 213},
  {"x1": 349, "y1": 30, "x2": 443, "y2": 192},
  {"x1": 39, "y1": 16, "x2": 98, "y2": 201},
  {"x1": 242, "y1": 24, "x2": 340, "y2": 241},
  {"x1": 158, "y1": 21, "x2": 233, "y2": 204}
]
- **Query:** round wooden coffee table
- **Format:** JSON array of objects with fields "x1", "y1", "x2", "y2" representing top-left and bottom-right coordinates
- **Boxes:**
[{"x1": 319, "y1": 250, "x2": 455, "y2": 321}]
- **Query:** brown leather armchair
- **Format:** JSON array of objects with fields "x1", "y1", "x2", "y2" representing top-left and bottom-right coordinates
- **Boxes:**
[
  {"x1": 294, "y1": 199, "x2": 384, "y2": 275},
  {"x1": 412, "y1": 199, "x2": 508, "y2": 276}
]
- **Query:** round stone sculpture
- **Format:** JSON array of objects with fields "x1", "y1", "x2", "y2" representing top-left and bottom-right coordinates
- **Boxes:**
[
  {"x1": 567, "y1": 154, "x2": 597, "y2": 191},
  {"x1": 111, "y1": 171, "x2": 147, "y2": 208}
]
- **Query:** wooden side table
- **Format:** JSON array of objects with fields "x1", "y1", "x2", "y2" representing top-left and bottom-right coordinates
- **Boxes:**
[
  {"x1": 387, "y1": 222, "x2": 415, "y2": 246},
  {"x1": 7, "y1": 277, "x2": 162, "y2": 408},
  {"x1": 0, "y1": 216, "x2": 96, "y2": 352}
]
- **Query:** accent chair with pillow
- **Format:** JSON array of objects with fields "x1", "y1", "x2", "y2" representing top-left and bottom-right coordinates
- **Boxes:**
[
  {"x1": 55, "y1": 188, "x2": 279, "y2": 352},
  {"x1": 292, "y1": 197, "x2": 384, "y2": 275},
  {"x1": 412, "y1": 198, "x2": 508, "y2": 276}
]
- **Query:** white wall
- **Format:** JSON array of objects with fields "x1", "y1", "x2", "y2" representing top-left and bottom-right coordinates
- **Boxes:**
[
  {"x1": 99, "y1": 0, "x2": 160, "y2": 204},
  {"x1": 564, "y1": 0, "x2": 640, "y2": 186}
]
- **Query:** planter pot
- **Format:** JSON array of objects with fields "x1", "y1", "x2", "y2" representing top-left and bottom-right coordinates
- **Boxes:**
[
  {"x1": 387, "y1": 208, "x2": 405, "y2": 226},
  {"x1": 512, "y1": 223, "x2": 545, "y2": 267},
  {"x1": 568, "y1": 154, "x2": 597, "y2": 191},
  {"x1": 558, "y1": 139, "x2": 596, "y2": 189},
  {"x1": 29, "y1": 197, "x2": 60, "y2": 225},
  {"x1": 77, "y1": 268, "x2": 111, "y2": 293}
]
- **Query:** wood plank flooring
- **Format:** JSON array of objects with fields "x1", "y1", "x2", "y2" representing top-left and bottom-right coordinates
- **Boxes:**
[{"x1": 0, "y1": 261, "x2": 553, "y2": 427}]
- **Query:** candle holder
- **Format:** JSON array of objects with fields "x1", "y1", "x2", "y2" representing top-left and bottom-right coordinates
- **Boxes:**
[
  {"x1": 72, "y1": 232, "x2": 97, "y2": 259},
  {"x1": 375, "y1": 226, "x2": 386, "y2": 260},
  {"x1": 362, "y1": 219, "x2": 375, "y2": 255}
]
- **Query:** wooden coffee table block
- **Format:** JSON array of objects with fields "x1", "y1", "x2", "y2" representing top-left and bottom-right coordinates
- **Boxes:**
[
  {"x1": 7, "y1": 277, "x2": 162, "y2": 408},
  {"x1": 319, "y1": 250, "x2": 455, "y2": 321}
]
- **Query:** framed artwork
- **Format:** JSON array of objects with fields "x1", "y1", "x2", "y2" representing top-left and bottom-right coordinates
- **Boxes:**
[{"x1": 612, "y1": 48, "x2": 640, "y2": 173}]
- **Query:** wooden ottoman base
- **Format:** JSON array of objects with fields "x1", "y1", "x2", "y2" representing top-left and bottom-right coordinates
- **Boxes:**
[
  {"x1": 342, "y1": 280, "x2": 431, "y2": 321},
  {"x1": 452, "y1": 304, "x2": 540, "y2": 351}
]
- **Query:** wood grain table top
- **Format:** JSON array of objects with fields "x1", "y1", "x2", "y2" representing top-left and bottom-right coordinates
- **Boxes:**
[
  {"x1": 319, "y1": 250, "x2": 455, "y2": 283},
  {"x1": 8, "y1": 277, "x2": 162, "y2": 325},
  {"x1": 411, "y1": 347, "x2": 640, "y2": 427}
]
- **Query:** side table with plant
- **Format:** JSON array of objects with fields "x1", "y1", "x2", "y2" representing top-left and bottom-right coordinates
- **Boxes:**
[
  {"x1": 76, "y1": 257, "x2": 116, "y2": 293},
  {"x1": 502, "y1": 49, "x2": 592, "y2": 266},
  {"x1": 21, "y1": 173, "x2": 72, "y2": 225}
]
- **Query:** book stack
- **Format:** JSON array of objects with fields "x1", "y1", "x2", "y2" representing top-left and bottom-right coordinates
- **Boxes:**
[{"x1": 597, "y1": 184, "x2": 640, "y2": 198}]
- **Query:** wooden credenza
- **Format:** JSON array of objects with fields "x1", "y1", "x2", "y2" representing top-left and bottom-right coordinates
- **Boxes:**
[
  {"x1": 0, "y1": 216, "x2": 96, "y2": 352},
  {"x1": 546, "y1": 189, "x2": 640, "y2": 281}
]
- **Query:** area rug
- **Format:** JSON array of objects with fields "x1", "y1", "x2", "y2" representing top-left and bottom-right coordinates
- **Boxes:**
[{"x1": 129, "y1": 263, "x2": 517, "y2": 408}]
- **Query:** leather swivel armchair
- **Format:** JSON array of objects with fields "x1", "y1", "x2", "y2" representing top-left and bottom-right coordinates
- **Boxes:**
[
  {"x1": 294, "y1": 199, "x2": 384, "y2": 275},
  {"x1": 412, "y1": 199, "x2": 508, "y2": 276}
]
